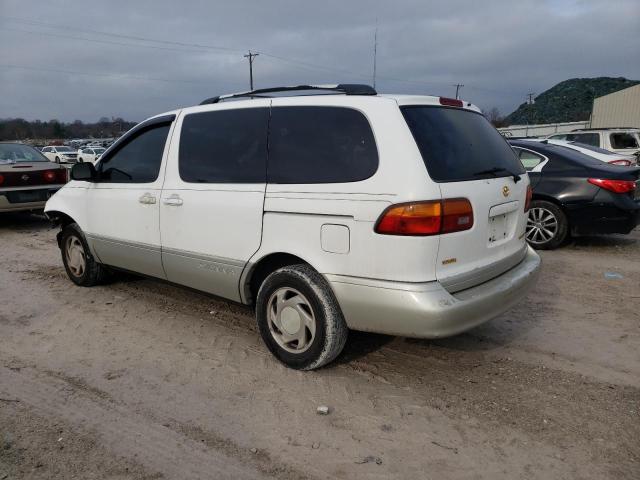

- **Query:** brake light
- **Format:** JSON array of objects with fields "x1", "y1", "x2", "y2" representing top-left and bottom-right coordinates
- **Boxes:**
[
  {"x1": 607, "y1": 159, "x2": 632, "y2": 166},
  {"x1": 43, "y1": 170, "x2": 57, "y2": 182},
  {"x1": 587, "y1": 178, "x2": 636, "y2": 194},
  {"x1": 375, "y1": 199, "x2": 473, "y2": 236},
  {"x1": 439, "y1": 97, "x2": 463, "y2": 108},
  {"x1": 525, "y1": 185, "x2": 533, "y2": 212},
  {"x1": 0, "y1": 174, "x2": 4, "y2": 186}
]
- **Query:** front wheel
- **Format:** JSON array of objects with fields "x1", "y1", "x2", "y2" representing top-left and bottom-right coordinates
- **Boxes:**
[
  {"x1": 54, "y1": 156, "x2": 60, "y2": 163},
  {"x1": 60, "y1": 223, "x2": 109, "y2": 286},
  {"x1": 255, "y1": 264, "x2": 348, "y2": 370},
  {"x1": 526, "y1": 200, "x2": 568, "y2": 250}
]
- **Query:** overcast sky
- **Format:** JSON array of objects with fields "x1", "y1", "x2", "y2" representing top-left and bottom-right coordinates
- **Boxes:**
[{"x1": 1, "y1": 0, "x2": 639, "y2": 122}]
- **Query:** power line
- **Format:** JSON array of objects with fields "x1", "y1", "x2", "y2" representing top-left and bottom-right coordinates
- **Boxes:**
[
  {"x1": 244, "y1": 51, "x2": 259, "y2": 90},
  {"x1": 1, "y1": 63, "x2": 212, "y2": 85}
]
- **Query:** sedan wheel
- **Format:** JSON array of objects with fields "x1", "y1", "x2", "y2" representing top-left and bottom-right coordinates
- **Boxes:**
[{"x1": 526, "y1": 207, "x2": 558, "y2": 245}]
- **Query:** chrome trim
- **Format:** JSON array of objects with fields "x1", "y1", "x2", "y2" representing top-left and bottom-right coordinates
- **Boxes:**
[{"x1": 439, "y1": 245, "x2": 528, "y2": 293}]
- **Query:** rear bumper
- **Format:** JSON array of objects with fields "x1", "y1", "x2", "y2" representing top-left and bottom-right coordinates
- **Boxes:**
[
  {"x1": 566, "y1": 192, "x2": 640, "y2": 235},
  {"x1": 327, "y1": 246, "x2": 541, "y2": 338},
  {"x1": 0, "y1": 187, "x2": 62, "y2": 212}
]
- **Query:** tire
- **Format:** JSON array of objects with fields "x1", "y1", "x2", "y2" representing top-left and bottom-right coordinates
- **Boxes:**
[
  {"x1": 55, "y1": 156, "x2": 60, "y2": 163},
  {"x1": 59, "y1": 223, "x2": 108, "y2": 286},
  {"x1": 526, "y1": 200, "x2": 569, "y2": 250},
  {"x1": 255, "y1": 264, "x2": 348, "y2": 370}
]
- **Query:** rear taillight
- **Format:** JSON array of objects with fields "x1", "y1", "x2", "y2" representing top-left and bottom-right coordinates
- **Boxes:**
[
  {"x1": 608, "y1": 159, "x2": 632, "y2": 166},
  {"x1": 588, "y1": 178, "x2": 636, "y2": 194},
  {"x1": 57, "y1": 168, "x2": 68, "y2": 183},
  {"x1": 375, "y1": 199, "x2": 473, "y2": 236},
  {"x1": 439, "y1": 97, "x2": 463, "y2": 108},
  {"x1": 0, "y1": 174, "x2": 4, "y2": 186},
  {"x1": 43, "y1": 170, "x2": 57, "y2": 182},
  {"x1": 525, "y1": 185, "x2": 533, "y2": 212}
]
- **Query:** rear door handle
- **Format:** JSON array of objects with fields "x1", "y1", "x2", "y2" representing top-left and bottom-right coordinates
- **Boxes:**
[
  {"x1": 138, "y1": 193, "x2": 156, "y2": 204},
  {"x1": 162, "y1": 194, "x2": 183, "y2": 206}
]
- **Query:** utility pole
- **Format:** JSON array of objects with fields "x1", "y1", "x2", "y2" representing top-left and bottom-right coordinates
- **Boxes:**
[
  {"x1": 527, "y1": 92, "x2": 535, "y2": 104},
  {"x1": 244, "y1": 51, "x2": 259, "y2": 90},
  {"x1": 372, "y1": 19, "x2": 378, "y2": 89},
  {"x1": 454, "y1": 83, "x2": 464, "y2": 99}
]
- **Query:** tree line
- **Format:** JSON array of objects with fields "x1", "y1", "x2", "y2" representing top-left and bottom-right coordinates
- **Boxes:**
[{"x1": 0, "y1": 117, "x2": 137, "y2": 141}]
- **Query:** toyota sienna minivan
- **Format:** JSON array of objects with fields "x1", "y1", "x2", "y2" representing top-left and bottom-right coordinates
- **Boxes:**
[{"x1": 45, "y1": 84, "x2": 541, "y2": 370}]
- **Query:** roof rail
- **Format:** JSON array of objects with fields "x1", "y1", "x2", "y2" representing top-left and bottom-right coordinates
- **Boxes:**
[
  {"x1": 199, "y1": 84, "x2": 377, "y2": 105},
  {"x1": 571, "y1": 127, "x2": 638, "y2": 131}
]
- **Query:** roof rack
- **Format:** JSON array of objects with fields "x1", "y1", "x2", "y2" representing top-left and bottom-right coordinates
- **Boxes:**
[{"x1": 199, "y1": 84, "x2": 377, "y2": 105}]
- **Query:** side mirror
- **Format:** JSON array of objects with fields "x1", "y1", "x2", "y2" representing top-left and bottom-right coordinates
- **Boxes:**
[{"x1": 71, "y1": 162, "x2": 97, "y2": 181}]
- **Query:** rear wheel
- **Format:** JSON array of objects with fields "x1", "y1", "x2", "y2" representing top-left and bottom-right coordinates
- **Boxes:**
[
  {"x1": 526, "y1": 200, "x2": 568, "y2": 250},
  {"x1": 60, "y1": 223, "x2": 108, "y2": 286},
  {"x1": 255, "y1": 264, "x2": 348, "y2": 370}
]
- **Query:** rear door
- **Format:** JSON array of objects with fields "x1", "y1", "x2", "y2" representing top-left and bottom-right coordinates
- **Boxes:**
[
  {"x1": 160, "y1": 101, "x2": 270, "y2": 302},
  {"x1": 401, "y1": 106, "x2": 529, "y2": 292}
]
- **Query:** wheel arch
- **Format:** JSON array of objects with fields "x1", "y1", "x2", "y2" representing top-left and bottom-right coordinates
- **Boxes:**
[{"x1": 241, "y1": 252, "x2": 317, "y2": 306}]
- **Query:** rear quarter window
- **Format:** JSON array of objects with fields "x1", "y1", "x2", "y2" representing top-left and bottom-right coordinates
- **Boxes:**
[
  {"x1": 267, "y1": 106, "x2": 378, "y2": 184},
  {"x1": 610, "y1": 133, "x2": 639, "y2": 149},
  {"x1": 401, "y1": 106, "x2": 524, "y2": 182}
]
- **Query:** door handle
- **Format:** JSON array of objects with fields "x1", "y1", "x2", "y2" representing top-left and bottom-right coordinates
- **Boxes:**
[
  {"x1": 138, "y1": 193, "x2": 156, "y2": 204},
  {"x1": 162, "y1": 194, "x2": 183, "y2": 206}
]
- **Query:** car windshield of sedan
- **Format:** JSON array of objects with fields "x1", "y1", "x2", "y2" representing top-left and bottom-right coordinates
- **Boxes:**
[
  {"x1": 55, "y1": 146, "x2": 74, "y2": 152},
  {"x1": 0, "y1": 144, "x2": 49, "y2": 164}
]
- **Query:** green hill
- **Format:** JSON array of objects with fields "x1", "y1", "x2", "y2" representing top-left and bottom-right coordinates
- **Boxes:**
[{"x1": 504, "y1": 77, "x2": 639, "y2": 126}]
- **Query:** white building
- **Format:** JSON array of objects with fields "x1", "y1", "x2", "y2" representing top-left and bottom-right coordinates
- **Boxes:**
[{"x1": 590, "y1": 83, "x2": 640, "y2": 129}]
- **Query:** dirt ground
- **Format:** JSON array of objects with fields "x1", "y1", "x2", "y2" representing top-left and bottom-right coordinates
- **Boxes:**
[{"x1": 0, "y1": 213, "x2": 638, "y2": 480}]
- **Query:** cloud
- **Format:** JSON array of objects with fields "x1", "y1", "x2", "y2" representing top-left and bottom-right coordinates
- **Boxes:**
[{"x1": 1, "y1": 0, "x2": 638, "y2": 121}]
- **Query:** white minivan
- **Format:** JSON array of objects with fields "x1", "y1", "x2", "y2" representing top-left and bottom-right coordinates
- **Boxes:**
[{"x1": 45, "y1": 84, "x2": 540, "y2": 370}]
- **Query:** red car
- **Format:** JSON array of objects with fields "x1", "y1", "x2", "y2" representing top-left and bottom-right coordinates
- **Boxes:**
[{"x1": 0, "y1": 143, "x2": 68, "y2": 213}]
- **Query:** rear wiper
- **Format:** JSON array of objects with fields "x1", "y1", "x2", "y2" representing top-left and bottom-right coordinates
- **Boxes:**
[{"x1": 473, "y1": 167, "x2": 521, "y2": 183}]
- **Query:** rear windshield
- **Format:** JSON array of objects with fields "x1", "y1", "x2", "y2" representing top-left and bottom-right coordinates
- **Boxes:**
[
  {"x1": 401, "y1": 106, "x2": 524, "y2": 182},
  {"x1": 610, "y1": 133, "x2": 639, "y2": 149},
  {"x1": 0, "y1": 144, "x2": 49, "y2": 164}
]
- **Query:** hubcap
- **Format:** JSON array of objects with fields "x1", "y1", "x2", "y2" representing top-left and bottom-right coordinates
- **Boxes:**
[
  {"x1": 267, "y1": 287, "x2": 316, "y2": 354},
  {"x1": 65, "y1": 235, "x2": 86, "y2": 277},
  {"x1": 526, "y1": 207, "x2": 558, "y2": 245}
]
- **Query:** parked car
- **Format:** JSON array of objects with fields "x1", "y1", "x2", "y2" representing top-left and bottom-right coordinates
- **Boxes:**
[
  {"x1": 41, "y1": 145, "x2": 78, "y2": 164},
  {"x1": 510, "y1": 140, "x2": 640, "y2": 249},
  {"x1": 547, "y1": 128, "x2": 640, "y2": 158},
  {"x1": 0, "y1": 143, "x2": 68, "y2": 213},
  {"x1": 45, "y1": 84, "x2": 540, "y2": 370},
  {"x1": 533, "y1": 139, "x2": 636, "y2": 166},
  {"x1": 77, "y1": 146, "x2": 106, "y2": 164}
]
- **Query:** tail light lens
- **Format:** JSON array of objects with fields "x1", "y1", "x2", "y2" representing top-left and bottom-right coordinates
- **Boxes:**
[
  {"x1": 608, "y1": 159, "x2": 632, "y2": 166},
  {"x1": 43, "y1": 170, "x2": 57, "y2": 182},
  {"x1": 588, "y1": 178, "x2": 636, "y2": 194},
  {"x1": 375, "y1": 199, "x2": 473, "y2": 236},
  {"x1": 524, "y1": 185, "x2": 533, "y2": 212},
  {"x1": 0, "y1": 174, "x2": 4, "y2": 186}
]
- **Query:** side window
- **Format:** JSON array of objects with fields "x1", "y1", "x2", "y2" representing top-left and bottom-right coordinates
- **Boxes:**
[
  {"x1": 268, "y1": 106, "x2": 379, "y2": 184},
  {"x1": 97, "y1": 123, "x2": 170, "y2": 183},
  {"x1": 566, "y1": 133, "x2": 599, "y2": 147},
  {"x1": 610, "y1": 133, "x2": 639, "y2": 149},
  {"x1": 179, "y1": 108, "x2": 269, "y2": 183},
  {"x1": 517, "y1": 148, "x2": 544, "y2": 171},
  {"x1": 42, "y1": 147, "x2": 51, "y2": 153}
]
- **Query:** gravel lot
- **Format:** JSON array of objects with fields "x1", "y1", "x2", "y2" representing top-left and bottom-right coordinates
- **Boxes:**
[{"x1": 1, "y1": 213, "x2": 638, "y2": 479}]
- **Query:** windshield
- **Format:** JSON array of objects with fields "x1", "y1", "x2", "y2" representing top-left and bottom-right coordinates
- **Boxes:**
[
  {"x1": 93, "y1": 148, "x2": 106, "y2": 154},
  {"x1": 56, "y1": 146, "x2": 73, "y2": 152},
  {"x1": 0, "y1": 144, "x2": 49, "y2": 164},
  {"x1": 401, "y1": 106, "x2": 524, "y2": 182}
]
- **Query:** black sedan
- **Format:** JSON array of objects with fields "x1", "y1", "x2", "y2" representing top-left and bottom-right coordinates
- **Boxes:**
[{"x1": 510, "y1": 140, "x2": 640, "y2": 249}]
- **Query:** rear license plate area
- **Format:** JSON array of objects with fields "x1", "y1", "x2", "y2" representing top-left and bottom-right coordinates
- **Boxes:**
[
  {"x1": 6, "y1": 189, "x2": 49, "y2": 204},
  {"x1": 488, "y1": 213, "x2": 508, "y2": 244}
]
